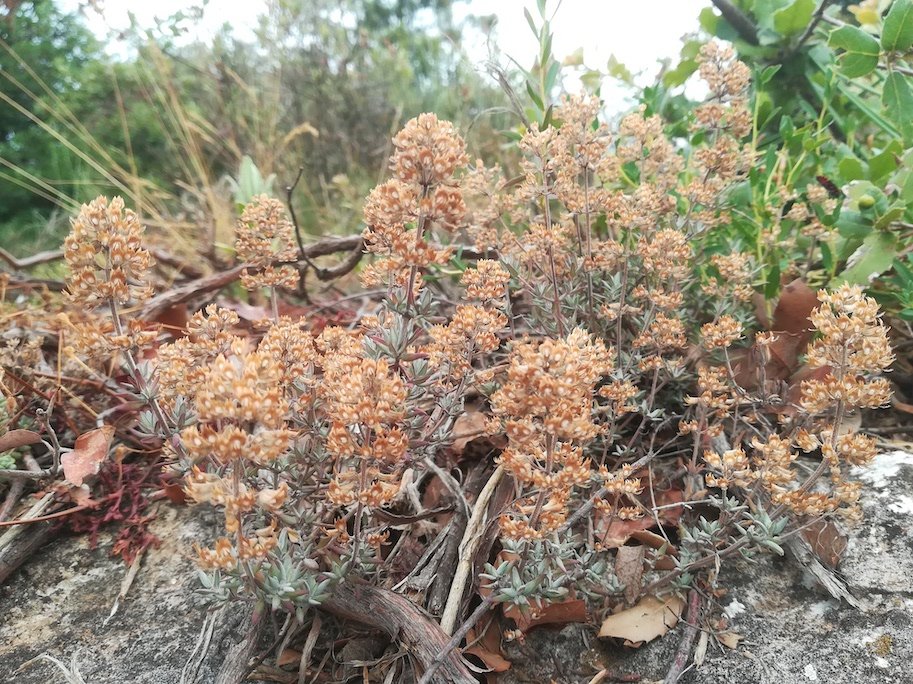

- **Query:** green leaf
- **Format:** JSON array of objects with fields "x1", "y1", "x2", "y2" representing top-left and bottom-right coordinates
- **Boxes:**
[
  {"x1": 760, "y1": 64, "x2": 782, "y2": 84},
  {"x1": 894, "y1": 257, "x2": 913, "y2": 286},
  {"x1": 828, "y1": 26, "x2": 880, "y2": 78},
  {"x1": 581, "y1": 69, "x2": 603, "y2": 91},
  {"x1": 838, "y1": 82, "x2": 901, "y2": 136},
  {"x1": 765, "y1": 263, "x2": 782, "y2": 299},
  {"x1": 663, "y1": 59, "x2": 698, "y2": 88},
  {"x1": 874, "y1": 201, "x2": 906, "y2": 229},
  {"x1": 882, "y1": 0, "x2": 913, "y2": 52},
  {"x1": 839, "y1": 156, "x2": 867, "y2": 181},
  {"x1": 836, "y1": 209, "x2": 872, "y2": 239},
  {"x1": 545, "y1": 60, "x2": 560, "y2": 94},
  {"x1": 524, "y1": 7, "x2": 538, "y2": 37},
  {"x1": 234, "y1": 155, "x2": 275, "y2": 208},
  {"x1": 779, "y1": 113, "x2": 795, "y2": 139},
  {"x1": 699, "y1": 7, "x2": 719, "y2": 34},
  {"x1": 882, "y1": 71, "x2": 913, "y2": 141},
  {"x1": 607, "y1": 54, "x2": 634, "y2": 84},
  {"x1": 868, "y1": 145, "x2": 900, "y2": 181},
  {"x1": 836, "y1": 231, "x2": 899, "y2": 285},
  {"x1": 821, "y1": 241, "x2": 835, "y2": 273},
  {"x1": 526, "y1": 80, "x2": 544, "y2": 111},
  {"x1": 773, "y1": 0, "x2": 816, "y2": 37}
]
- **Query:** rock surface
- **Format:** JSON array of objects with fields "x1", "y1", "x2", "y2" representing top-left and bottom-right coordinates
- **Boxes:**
[
  {"x1": 0, "y1": 505, "x2": 243, "y2": 683},
  {"x1": 1, "y1": 450, "x2": 911, "y2": 683}
]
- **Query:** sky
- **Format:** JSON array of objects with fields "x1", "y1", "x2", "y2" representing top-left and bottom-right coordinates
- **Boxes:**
[{"x1": 58, "y1": 0, "x2": 708, "y2": 106}]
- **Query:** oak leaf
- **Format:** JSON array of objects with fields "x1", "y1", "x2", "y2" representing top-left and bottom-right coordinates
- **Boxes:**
[
  {"x1": 598, "y1": 595, "x2": 685, "y2": 646},
  {"x1": 61, "y1": 426, "x2": 114, "y2": 486}
]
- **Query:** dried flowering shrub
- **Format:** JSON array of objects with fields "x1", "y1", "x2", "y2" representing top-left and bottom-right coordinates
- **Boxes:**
[{"x1": 34, "y1": 38, "x2": 897, "y2": 683}]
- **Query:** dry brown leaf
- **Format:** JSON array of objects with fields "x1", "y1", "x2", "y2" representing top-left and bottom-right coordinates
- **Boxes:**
[
  {"x1": 504, "y1": 598, "x2": 588, "y2": 631},
  {"x1": 736, "y1": 278, "x2": 820, "y2": 388},
  {"x1": 716, "y1": 631, "x2": 743, "y2": 649},
  {"x1": 595, "y1": 487, "x2": 684, "y2": 547},
  {"x1": 630, "y1": 529, "x2": 674, "y2": 551},
  {"x1": 772, "y1": 279, "x2": 819, "y2": 335},
  {"x1": 153, "y1": 303, "x2": 190, "y2": 337},
  {"x1": 451, "y1": 410, "x2": 490, "y2": 455},
  {"x1": 598, "y1": 595, "x2": 685, "y2": 646},
  {"x1": 615, "y1": 546, "x2": 645, "y2": 605},
  {"x1": 276, "y1": 648, "x2": 302, "y2": 667},
  {"x1": 61, "y1": 426, "x2": 114, "y2": 486},
  {"x1": 801, "y1": 519, "x2": 848, "y2": 570},
  {"x1": 0, "y1": 429, "x2": 42, "y2": 452},
  {"x1": 464, "y1": 613, "x2": 511, "y2": 673}
]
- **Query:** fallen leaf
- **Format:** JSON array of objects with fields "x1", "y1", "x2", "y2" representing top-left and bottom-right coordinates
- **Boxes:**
[
  {"x1": 276, "y1": 648, "x2": 302, "y2": 667},
  {"x1": 153, "y1": 303, "x2": 190, "y2": 337},
  {"x1": 694, "y1": 630, "x2": 709, "y2": 667},
  {"x1": 161, "y1": 481, "x2": 188, "y2": 505},
  {"x1": 801, "y1": 519, "x2": 847, "y2": 570},
  {"x1": 736, "y1": 278, "x2": 820, "y2": 388},
  {"x1": 464, "y1": 612, "x2": 511, "y2": 673},
  {"x1": 595, "y1": 487, "x2": 684, "y2": 547},
  {"x1": 0, "y1": 429, "x2": 42, "y2": 452},
  {"x1": 615, "y1": 546, "x2": 645, "y2": 605},
  {"x1": 451, "y1": 410, "x2": 490, "y2": 455},
  {"x1": 504, "y1": 598, "x2": 588, "y2": 631},
  {"x1": 716, "y1": 631, "x2": 743, "y2": 649},
  {"x1": 598, "y1": 595, "x2": 685, "y2": 646},
  {"x1": 61, "y1": 426, "x2": 114, "y2": 486},
  {"x1": 772, "y1": 278, "x2": 819, "y2": 335}
]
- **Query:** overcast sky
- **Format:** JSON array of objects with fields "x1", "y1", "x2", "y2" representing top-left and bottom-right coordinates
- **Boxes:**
[{"x1": 59, "y1": 0, "x2": 707, "y2": 109}]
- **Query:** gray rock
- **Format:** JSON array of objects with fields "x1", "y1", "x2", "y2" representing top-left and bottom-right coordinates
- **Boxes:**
[
  {"x1": 0, "y1": 505, "x2": 241, "y2": 684},
  {"x1": 502, "y1": 451, "x2": 913, "y2": 684},
  {"x1": 2, "y1": 451, "x2": 912, "y2": 683}
]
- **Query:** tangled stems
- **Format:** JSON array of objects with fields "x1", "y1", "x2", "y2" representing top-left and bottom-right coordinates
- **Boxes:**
[{"x1": 108, "y1": 298, "x2": 188, "y2": 461}]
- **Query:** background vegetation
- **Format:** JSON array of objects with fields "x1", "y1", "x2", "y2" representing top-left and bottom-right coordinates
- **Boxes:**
[{"x1": 0, "y1": 0, "x2": 506, "y2": 255}]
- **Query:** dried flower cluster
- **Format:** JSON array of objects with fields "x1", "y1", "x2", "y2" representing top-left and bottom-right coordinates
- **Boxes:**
[
  {"x1": 64, "y1": 196, "x2": 153, "y2": 307},
  {"x1": 235, "y1": 194, "x2": 299, "y2": 291},
  {"x1": 43, "y1": 38, "x2": 897, "y2": 663},
  {"x1": 361, "y1": 113, "x2": 469, "y2": 289},
  {"x1": 492, "y1": 329, "x2": 612, "y2": 539}
]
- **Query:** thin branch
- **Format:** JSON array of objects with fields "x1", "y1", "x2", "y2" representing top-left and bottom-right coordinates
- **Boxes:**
[
  {"x1": 440, "y1": 465, "x2": 504, "y2": 635},
  {"x1": 0, "y1": 247, "x2": 64, "y2": 269},
  {"x1": 711, "y1": 0, "x2": 759, "y2": 45},
  {"x1": 664, "y1": 588, "x2": 702, "y2": 684},
  {"x1": 789, "y1": 0, "x2": 832, "y2": 57}
]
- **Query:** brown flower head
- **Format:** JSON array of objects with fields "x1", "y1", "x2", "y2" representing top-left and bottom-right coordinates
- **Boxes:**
[
  {"x1": 235, "y1": 195, "x2": 299, "y2": 291},
  {"x1": 64, "y1": 196, "x2": 153, "y2": 306}
]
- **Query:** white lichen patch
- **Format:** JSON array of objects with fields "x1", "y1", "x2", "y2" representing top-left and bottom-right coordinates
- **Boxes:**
[
  {"x1": 723, "y1": 598, "x2": 745, "y2": 619},
  {"x1": 852, "y1": 451, "x2": 913, "y2": 489}
]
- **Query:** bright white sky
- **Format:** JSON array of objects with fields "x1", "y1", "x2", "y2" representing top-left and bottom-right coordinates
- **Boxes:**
[{"x1": 59, "y1": 0, "x2": 708, "y2": 108}]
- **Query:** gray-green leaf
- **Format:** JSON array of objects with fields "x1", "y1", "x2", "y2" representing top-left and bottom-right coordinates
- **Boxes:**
[
  {"x1": 882, "y1": 70, "x2": 913, "y2": 142},
  {"x1": 836, "y1": 231, "x2": 899, "y2": 285},
  {"x1": 829, "y1": 26, "x2": 881, "y2": 78},
  {"x1": 882, "y1": 0, "x2": 913, "y2": 52}
]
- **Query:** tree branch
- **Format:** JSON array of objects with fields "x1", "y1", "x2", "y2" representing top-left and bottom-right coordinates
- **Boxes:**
[
  {"x1": 711, "y1": 0, "x2": 759, "y2": 45},
  {"x1": 321, "y1": 582, "x2": 476, "y2": 684}
]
